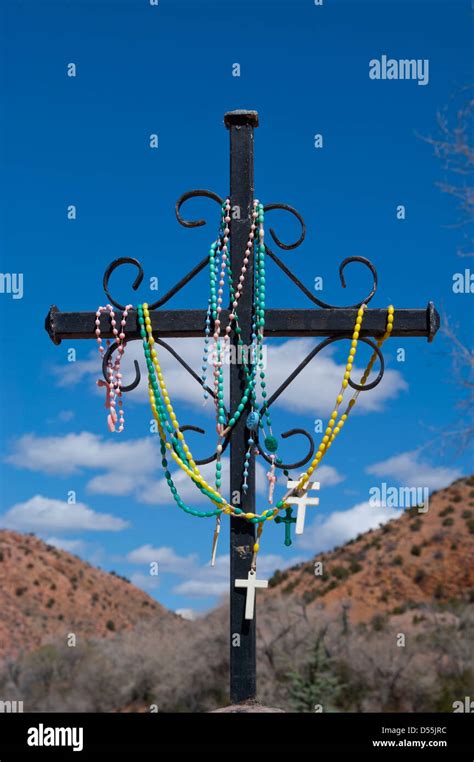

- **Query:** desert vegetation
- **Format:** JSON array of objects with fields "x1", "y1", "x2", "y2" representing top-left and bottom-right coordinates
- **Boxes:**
[{"x1": 1, "y1": 598, "x2": 472, "y2": 713}]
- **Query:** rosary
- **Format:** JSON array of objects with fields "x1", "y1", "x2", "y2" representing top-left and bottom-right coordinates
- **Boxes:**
[{"x1": 94, "y1": 199, "x2": 395, "y2": 618}]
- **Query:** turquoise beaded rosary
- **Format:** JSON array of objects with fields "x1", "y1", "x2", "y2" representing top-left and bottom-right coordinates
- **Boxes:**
[{"x1": 109, "y1": 199, "x2": 396, "y2": 566}]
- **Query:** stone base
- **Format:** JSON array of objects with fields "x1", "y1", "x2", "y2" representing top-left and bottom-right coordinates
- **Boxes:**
[{"x1": 211, "y1": 701, "x2": 285, "y2": 713}]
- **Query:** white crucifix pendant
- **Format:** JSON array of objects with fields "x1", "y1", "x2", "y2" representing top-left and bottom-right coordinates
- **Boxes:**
[
  {"x1": 286, "y1": 477, "x2": 320, "y2": 536},
  {"x1": 234, "y1": 569, "x2": 268, "y2": 620}
]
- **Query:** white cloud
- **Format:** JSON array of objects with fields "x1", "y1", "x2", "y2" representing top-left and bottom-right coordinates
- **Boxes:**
[
  {"x1": 52, "y1": 336, "x2": 407, "y2": 417},
  {"x1": 7, "y1": 432, "x2": 312, "y2": 505},
  {"x1": 366, "y1": 450, "x2": 461, "y2": 491},
  {"x1": 126, "y1": 544, "x2": 197, "y2": 575},
  {"x1": 6, "y1": 432, "x2": 157, "y2": 477},
  {"x1": 136, "y1": 458, "x2": 270, "y2": 506},
  {"x1": 46, "y1": 536, "x2": 85, "y2": 553},
  {"x1": 0, "y1": 495, "x2": 129, "y2": 533},
  {"x1": 298, "y1": 499, "x2": 402, "y2": 553},
  {"x1": 175, "y1": 608, "x2": 201, "y2": 621},
  {"x1": 313, "y1": 465, "x2": 345, "y2": 487},
  {"x1": 127, "y1": 545, "x2": 294, "y2": 599},
  {"x1": 172, "y1": 552, "x2": 298, "y2": 599}
]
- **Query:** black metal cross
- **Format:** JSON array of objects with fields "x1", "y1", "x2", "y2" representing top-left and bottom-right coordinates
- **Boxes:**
[{"x1": 45, "y1": 109, "x2": 439, "y2": 705}]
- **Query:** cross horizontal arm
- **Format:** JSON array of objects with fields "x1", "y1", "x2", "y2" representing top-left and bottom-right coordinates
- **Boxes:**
[{"x1": 45, "y1": 302, "x2": 439, "y2": 344}]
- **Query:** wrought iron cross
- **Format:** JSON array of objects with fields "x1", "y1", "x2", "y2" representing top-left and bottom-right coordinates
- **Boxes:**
[{"x1": 44, "y1": 109, "x2": 439, "y2": 704}]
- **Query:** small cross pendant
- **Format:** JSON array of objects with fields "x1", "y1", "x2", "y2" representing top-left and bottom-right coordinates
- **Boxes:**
[
  {"x1": 286, "y1": 476, "x2": 320, "y2": 536},
  {"x1": 234, "y1": 569, "x2": 268, "y2": 620}
]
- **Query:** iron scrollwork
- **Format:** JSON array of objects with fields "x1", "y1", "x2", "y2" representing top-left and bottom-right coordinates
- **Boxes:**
[{"x1": 99, "y1": 192, "x2": 386, "y2": 472}]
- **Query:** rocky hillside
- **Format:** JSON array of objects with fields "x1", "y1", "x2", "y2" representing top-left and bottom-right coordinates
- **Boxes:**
[
  {"x1": 267, "y1": 475, "x2": 474, "y2": 622},
  {"x1": 0, "y1": 531, "x2": 177, "y2": 661}
]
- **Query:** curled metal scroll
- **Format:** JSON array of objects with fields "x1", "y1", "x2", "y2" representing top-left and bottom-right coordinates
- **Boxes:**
[
  {"x1": 177, "y1": 425, "x2": 232, "y2": 466},
  {"x1": 101, "y1": 341, "x2": 141, "y2": 392},
  {"x1": 152, "y1": 338, "x2": 233, "y2": 466},
  {"x1": 255, "y1": 427, "x2": 315, "y2": 471},
  {"x1": 175, "y1": 189, "x2": 224, "y2": 228},
  {"x1": 263, "y1": 203, "x2": 306, "y2": 250},
  {"x1": 102, "y1": 254, "x2": 210, "y2": 312},
  {"x1": 254, "y1": 335, "x2": 385, "y2": 470},
  {"x1": 266, "y1": 251, "x2": 378, "y2": 309},
  {"x1": 261, "y1": 335, "x2": 385, "y2": 416},
  {"x1": 103, "y1": 258, "x2": 144, "y2": 311}
]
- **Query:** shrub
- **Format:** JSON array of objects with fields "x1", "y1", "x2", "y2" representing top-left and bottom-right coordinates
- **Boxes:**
[
  {"x1": 391, "y1": 605, "x2": 406, "y2": 615},
  {"x1": 106, "y1": 620, "x2": 116, "y2": 632},
  {"x1": 461, "y1": 510, "x2": 473, "y2": 519},
  {"x1": 302, "y1": 589, "x2": 320, "y2": 604},
  {"x1": 466, "y1": 519, "x2": 474, "y2": 535},
  {"x1": 439, "y1": 506, "x2": 454, "y2": 517},
  {"x1": 268, "y1": 569, "x2": 289, "y2": 588},
  {"x1": 410, "y1": 519, "x2": 422, "y2": 532},
  {"x1": 392, "y1": 555, "x2": 403, "y2": 566},
  {"x1": 371, "y1": 613, "x2": 388, "y2": 632},
  {"x1": 46, "y1": 598, "x2": 55, "y2": 609},
  {"x1": 442, "y1": 517, "x2": 454, "y2": 527},
  {"x1": 434, "y1": 584, "x2": 444, "y2": 600},
  {"x1": 411, "y1": 545, "x2": 421, "y2": 557},
  {"x1": 414, "y1": 569, "x2": 426, "y2": 585},
  {"x1": 331, "y1": 566, "x2": 349, "y2": 581}
]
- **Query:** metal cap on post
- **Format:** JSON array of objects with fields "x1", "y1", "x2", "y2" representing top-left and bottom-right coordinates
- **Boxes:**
[
  {"x1": 225, "y1": 109, "x2": 259, "y2": 704},
  {"x1": 224, "y1": 110, "x2": 259, "y2": 129}
]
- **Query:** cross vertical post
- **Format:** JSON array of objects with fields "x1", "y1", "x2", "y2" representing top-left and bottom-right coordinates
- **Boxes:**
[{"x1": 225, "y1": 110, "x2": 259, "y2": 704}]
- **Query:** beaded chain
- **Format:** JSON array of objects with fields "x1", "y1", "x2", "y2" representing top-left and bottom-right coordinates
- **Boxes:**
[
  {"x1": 95, "y1": 202, "x2": 396, "y2": 563},
  {"x1": 95, "y1": 304, "x2": 133, "y2": 432},
  {"x1": 138, "y1": 297, "x2": 395, "y2": 562}
]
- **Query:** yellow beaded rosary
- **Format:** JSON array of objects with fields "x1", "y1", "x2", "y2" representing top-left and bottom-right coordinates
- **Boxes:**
[{"x1": 138, "y1": 299, "x2": 395, "y2": 567}]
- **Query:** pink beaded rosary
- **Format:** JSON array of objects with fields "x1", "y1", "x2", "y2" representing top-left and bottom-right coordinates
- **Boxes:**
[{"x1": 95, "y1": 304, "x2": 133, "y2": 432}]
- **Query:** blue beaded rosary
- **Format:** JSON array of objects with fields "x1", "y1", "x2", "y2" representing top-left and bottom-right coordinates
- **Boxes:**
[{"x1": 200, "y1": 199, "x2": 282, "y2": 502}]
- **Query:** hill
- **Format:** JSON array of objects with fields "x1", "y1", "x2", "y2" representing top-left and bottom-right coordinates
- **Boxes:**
[
  {"x1": 0, "y1": 530, "x2": 177, "y2": 661},
  {"x1": 266, "y1": 475, "x2": 474, "y2": 621}
]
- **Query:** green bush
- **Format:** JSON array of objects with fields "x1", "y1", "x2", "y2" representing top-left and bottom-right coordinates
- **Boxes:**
[
  {"x1": 331, "y1": 565, "x2": 349, "y2": 581},
  {"x1": 434, "y1": 583, "x2": 444, "y2": 600},
  {"x1": 268, "y1": 569, "x2": 289, "y2": 588},
  {"x1": 466, "y1": 519, "x2": 474, "y2": 534},
  {"x1": 414, "y1": 569, "x2": 426, "y2": 585},
  {"x1": 439, "y1": 506, "x2": 454, "y2": 517}
]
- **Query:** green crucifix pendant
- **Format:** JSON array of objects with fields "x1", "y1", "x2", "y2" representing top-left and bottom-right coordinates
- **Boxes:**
[{"x1": 275, "y1": 506, "x2": 297, "y2": 547}]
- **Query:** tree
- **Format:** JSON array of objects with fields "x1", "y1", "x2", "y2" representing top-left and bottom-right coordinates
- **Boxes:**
[{"x1": 421, "y1": 91, "x2": 474, "y2": 450}]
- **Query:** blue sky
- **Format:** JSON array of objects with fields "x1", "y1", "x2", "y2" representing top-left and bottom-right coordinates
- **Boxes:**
[{"x1": 0, "y1": 0, "x2": 472, "y2": 616}]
